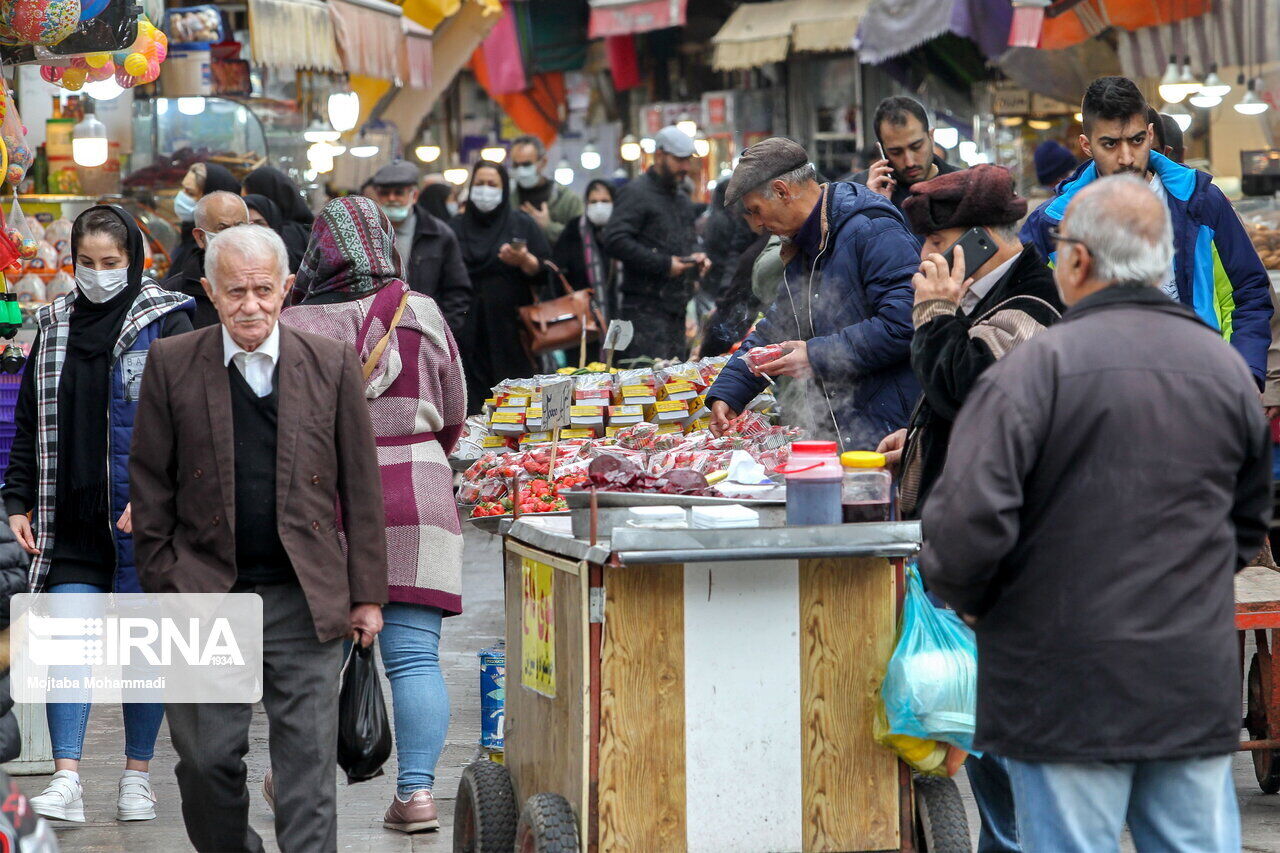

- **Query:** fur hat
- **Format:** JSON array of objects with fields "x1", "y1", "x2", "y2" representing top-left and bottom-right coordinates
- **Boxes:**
[{"x1": 902, "y1": 164, "x2": 1028, "y2": 236}]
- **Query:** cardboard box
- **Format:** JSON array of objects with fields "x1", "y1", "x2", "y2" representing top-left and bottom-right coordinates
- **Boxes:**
[
  {"x1": 607, "y1": 404, "x2": 644, "y2": 426},
  {"x1": 659, "y1": 380, "x2": 698, "y2": 402},
  {"x1": 648, "y1": 399, "x2": 690, "y2": 426},
  {"x1": 618, "y1": 383, "x2": 657, "y2": 406},
  {"x1": 490, "y1": 412, "x2": 526, "y2": 436},
  {"x1": 569, "y1": 405, "x2": 605, "y2": 430}
]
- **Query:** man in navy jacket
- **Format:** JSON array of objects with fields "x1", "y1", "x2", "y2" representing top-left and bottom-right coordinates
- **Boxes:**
[{"x1": 707, "y1": 137, "x2": 920, "y2": 449}]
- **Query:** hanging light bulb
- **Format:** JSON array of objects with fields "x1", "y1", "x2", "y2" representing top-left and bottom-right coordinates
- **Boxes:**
[
  {"x1": 640, "y1": 137, "x2": 656, "y2": 154},
  {"x1": 304, "y1": 169, "x2": 319, "y2": 182},
  {"x1": 83, "y1": 77, "x2": 124, "y2": 101},
  {"x1": 307, "y1": 141, "x2": 336, "y2": 173},
  {"x1": 480, "y1": 144, "x2": 507, "y2": 163},
  {"x1": 693, "y1": 134, "x2": 711, "y2": 158},
  {"x1": 327, "y1": 91, "x2": 360, "y2": 133},
  {"x1": 676, "y1": 114, "x2": 697, "y2": 137},
  {"x1": 415, "y1": 134, "x2": 442, "y2": 163},
  {"x1": 1163, "y1": 102, "x2": 1192, "y2": 131},
  {"x1": 1200, "y1": 64, "x2": 1231, "y2": 98},
  {"x1": 1159, "y1": 55, "x2": 1186, "y2": 104},
  {"x1": 554, "y1": 158, "x2": 575, "y2": 186},
  {"x1": 619, "y1": 135, "x2": 642, "y2": 162},
  {"x1": 580, "y1": 143, "x2": 601, "y2": 171},
  {"x1": 1235, "y1": 78, "x2": 1269, "y2": 115},
  {"x1": 1176, "y1": 57, "x2": 1200, "y2": 99},
  {"x1": 72, "y1": 110, "x2": 109, "y2": 167},
  {"x1": 443, "y1": 167, "x2": 470, "y2": 185},
  {"x1": 349, "y1": 143, "x2": 380, "y2": 158},
  {"x1": 1027, "y1": 119, "x2": 1053, "y2": 131},
  {"x1": 933, "y1": 126, "x2": 959, "y2": 149},
  {"x1": 303, "y1": 121, "x2": 340, "y2": 143},
  {"x1": 1189, "y1": 91, "x2": 1222, "y2": 109}
]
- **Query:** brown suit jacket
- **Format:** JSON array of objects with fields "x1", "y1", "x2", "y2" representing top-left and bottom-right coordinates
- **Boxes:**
[{"x1": 129, "y1": 323, "x2": 388, "y2": 642}]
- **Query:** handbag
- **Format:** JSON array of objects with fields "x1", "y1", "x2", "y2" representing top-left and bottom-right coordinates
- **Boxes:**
[{"x1": 517, "y1": 260, "x2": 604, "y2": 357}]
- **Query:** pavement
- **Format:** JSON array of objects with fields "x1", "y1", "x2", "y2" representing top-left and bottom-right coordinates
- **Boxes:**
[{"x1": 10, "y1": 521, "x2": 1280, "y2": 852}]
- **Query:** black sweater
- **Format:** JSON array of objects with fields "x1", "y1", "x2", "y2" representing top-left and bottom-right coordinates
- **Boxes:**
[{"x1": 228, "y1": 363, "x2": 294, "y2": 586}]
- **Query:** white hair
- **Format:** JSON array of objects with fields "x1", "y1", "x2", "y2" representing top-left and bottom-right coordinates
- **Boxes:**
[
  {"x1": 205, "y1": 224, "x2": 289, "y2": 290},
  {"x1": 1062, "y1": 174, "x2": 1174, "y2": 287},
  {"x1": 751, "y1": 163, "x2": 818, "y2": 200},
  {"x1": 194, "y1": 191, "x2": 248, "y2": 230}
]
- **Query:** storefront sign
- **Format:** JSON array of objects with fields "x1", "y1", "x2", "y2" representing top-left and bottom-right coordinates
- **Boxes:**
[
  {"x1": 702, "y1": 91, "x2": 735, "y2": 132},
  {"x1": 587, "y1": 0, "x2": 688, "y2": 39},
  {"x1": 521, "y1": 556, "x2": 556, "y2": 698}
]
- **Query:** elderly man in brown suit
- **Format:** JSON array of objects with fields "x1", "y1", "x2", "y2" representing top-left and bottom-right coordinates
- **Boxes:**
[{"x1": 130, "y1": 224, "x2": 388, "y2": 852}]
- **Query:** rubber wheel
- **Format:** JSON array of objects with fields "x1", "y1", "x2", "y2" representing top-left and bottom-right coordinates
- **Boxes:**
[
  {"x1": 516, "y1": 792, "x2": 580, "y2": 853},
  {"x1": 1247, "y1": 653, "x2": 1280, "y2": 794},
  {"x1": 453, "y1": 759, "x2": 518, "y2": 853},
  {"x1": 914, "y1": 774, "x2": 971, "y2": 852}
]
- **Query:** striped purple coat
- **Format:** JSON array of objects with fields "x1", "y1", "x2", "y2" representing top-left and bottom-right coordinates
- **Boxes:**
[{"x1": 282, "y1": 282, "x2": 467, "y2": 614}]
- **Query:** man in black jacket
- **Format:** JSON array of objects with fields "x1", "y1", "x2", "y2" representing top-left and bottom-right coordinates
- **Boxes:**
[
  {"x1": 369, "y1": 161, "x2": 472, "y2": 339},
  {"x1": 604, "y1": 125, "x2": 709, "y2": 360},
  {"x1": 921, "y1": 175, "x2": 1271, "y2": 852},
  {"x1": 878, "y1": 163, "x2": 1062, "y2": 853},
  {"x1": 852, "y1": 96, "x2": 959, "y2": 211},
  {"x1": 161, "y1": 191, "x2": 247, "y2": 328}
]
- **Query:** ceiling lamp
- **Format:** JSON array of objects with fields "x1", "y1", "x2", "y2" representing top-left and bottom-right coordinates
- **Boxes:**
[
  {"x1": 83, "y1": 77, "x2": 124, "y2": 101},
  {"x1": 72, "y1": 110, "x2": 108, "y2": 167},
  {"x1": 675, "y1": 114, "x2": 697, "y2": 137},
  {"x1": 349, "y1": 144, "x2": 379, "y2": 158},
  {"x1": 1235, "y1": 79, "x2": 1269, "y2": 115},
  {"x1": 693, "y1": 135, "x2": 711, "y2": 158},
  {"x1": 480, "y1": 144, "x2": 507, "y2": 163},
  {"x1": 1176, "y1": 57, "x2": 1200, "y2": 98},
  {"x1": 1027, "y1": 119, "x2": 1053, "y2": 130},
  {"x1": 933, "y1": 126, "x2": 959, "y2": 149},
  {"x1": 554, "y1": 158, "x2": 575, "y2": 186},
  {"x1": 580, "y1": 143, "x2": 601, "y2": 171},
  {"x1": 1199, "y1": 64, "x2": 1231, "y2": 98},
  {"x1": 304, "y1": 121, "x2": 340, "y2": 143},
  {"x1": 1163, "y1": 102, "x2": 1192, "y2": 131},
  {"x1": 1158, "y1": 55, "x2": 1187, "y2": 104},
  {"x1": 998, "y1": 116, "x2": 1023, "y2": 127},
  {"x1": 639, "y1": 137, "x2": 656, "y2": 154},
  {"x1": 1188, "y1": 91, "x2": 1221, "y2": 109},
  {"x1": 619, "y1": 135, "x2": 641, "y2": 162},
  {"x1": 327, "y1": 91, "x2": 360, "y2": 133},
  {"x1": 415, "y1": 134, "x2": 441, "y2": 163},
  {"x1": 443, "y1": 167, "x2": 469, "y2": 185}
]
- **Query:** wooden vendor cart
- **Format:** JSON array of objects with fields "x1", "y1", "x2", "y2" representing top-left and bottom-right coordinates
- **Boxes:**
[
  {"x1": 453, "y1": 515, "x2": 971, "y2": 853},
  {"x1": 1236, "y1": 565, "x2": 1280, "y2": 792}
]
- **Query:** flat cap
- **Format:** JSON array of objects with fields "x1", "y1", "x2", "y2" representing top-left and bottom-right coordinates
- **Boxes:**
[
  {"x1": 371, "y1": 159, "x2": 421, "y2": 188},
  {"x1": 654, "y1": 125, "x2": 696, "y2": 158},
  {"x1": 723, "y1": 137, "x2": 810, "y2": 207},
  {"x1": 902, "y1": 164, "x2": 1027, "y2": 235}
]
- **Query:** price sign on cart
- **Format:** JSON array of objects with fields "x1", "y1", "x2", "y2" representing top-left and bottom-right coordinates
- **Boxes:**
[{"x1": 520, "y1": 556, "x2": 556, "y2": 698}]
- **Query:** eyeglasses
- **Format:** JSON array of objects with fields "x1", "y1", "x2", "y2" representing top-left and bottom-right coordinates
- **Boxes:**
[{"x1": 1048, "y1": 226, "x2": 1089, "y2": 253}]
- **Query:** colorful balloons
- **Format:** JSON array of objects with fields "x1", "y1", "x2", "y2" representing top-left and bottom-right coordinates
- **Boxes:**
[{"x1": 38, "y1": 14, "x2": 167, "y2": 91}]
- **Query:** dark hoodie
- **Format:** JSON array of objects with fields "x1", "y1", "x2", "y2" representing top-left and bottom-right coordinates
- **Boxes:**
[
  {"x1": 3, "y1": 206, "x2": 193, "y2": 588},
  {"x1": 170, "y1": 163, "x2": 241, "y2": 277},
  {"x1": 243, "y1": 166, "x2": 314, "y2": 268}
]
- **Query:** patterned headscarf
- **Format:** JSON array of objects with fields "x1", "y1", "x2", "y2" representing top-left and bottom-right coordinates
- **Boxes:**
[{"x1": 293, "y1": 196, "x2": 404, "y2": 303}]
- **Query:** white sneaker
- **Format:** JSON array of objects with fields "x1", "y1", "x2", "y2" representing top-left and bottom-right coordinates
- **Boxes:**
[
  {"x1": 29, "y1": 770, "x2": 85, "y2": 822},
  {"x1": 116, "y1": 771, "x2": 157, "y2": 821}
]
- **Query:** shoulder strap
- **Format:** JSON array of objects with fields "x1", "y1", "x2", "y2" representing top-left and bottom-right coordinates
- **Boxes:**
[{"x1": 362, "y1": 290, "x2": 410, "y2": 381}]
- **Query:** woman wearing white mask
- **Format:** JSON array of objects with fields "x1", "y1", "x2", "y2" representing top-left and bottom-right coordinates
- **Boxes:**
[
  {"x1": 449, "y1": 161, "x2": 550, "y2": 414},
  {"x1": 169, "y1": 162, "x2": 242, "y2": 280},
  {"x1": 553, "y1": 179, "x2": 620, "y2": 330},
  {"x1": 3, "y1": 206, "x2": 194, "y2": 823}
]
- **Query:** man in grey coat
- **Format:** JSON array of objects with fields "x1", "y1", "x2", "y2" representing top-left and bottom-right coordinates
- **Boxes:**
[{"x1": 920, "y1": 174, "x2": 1272, "y2": 852}]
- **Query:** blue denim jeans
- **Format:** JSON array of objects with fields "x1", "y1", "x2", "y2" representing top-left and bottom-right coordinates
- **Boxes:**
[
  {"x1": 966, "y1": 751, "x2": 1021, "y2": 852},
  {"x1": 378, "y1": 604, "x2": 449, "y2": 796},
  {"x1": 1006, "y1": 754, "x2": 1238, "y2": 853},
  {"x1": 45, "y1": 582, "x2": 165, "y2": 762}
]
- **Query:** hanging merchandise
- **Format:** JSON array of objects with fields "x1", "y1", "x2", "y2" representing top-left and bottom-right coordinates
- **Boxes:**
[
  {"x1": 4, "y1": 0, "x2": 83, "y2": 47},
  {"x1": 38, "y1": 13, "x2": 167, "y2": 91},
  {"x1": 5, "y1": 194, "x2": 38, "y2": 261},
  {"x1": 0, "y1": 89, "x2": 33, "y2": 189}
]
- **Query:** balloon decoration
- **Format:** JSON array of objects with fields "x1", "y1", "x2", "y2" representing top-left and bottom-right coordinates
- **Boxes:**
[{"x1": 38, "y1": 15, "x2": 167, "y2": 91}]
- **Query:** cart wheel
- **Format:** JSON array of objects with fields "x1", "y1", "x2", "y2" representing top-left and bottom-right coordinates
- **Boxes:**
[
  {"x1": 516, "y1": 792, "x2": 580, "y2": 853},
  {"x1": 914, "y1": 775, "x2": 971, "y2": 852},
  {"x1": 453, "y1": 759, "x2": 518, "y2": 853},
  {"x1": 1247, "y1": 653, "x2": 1280, "y2": 794}
]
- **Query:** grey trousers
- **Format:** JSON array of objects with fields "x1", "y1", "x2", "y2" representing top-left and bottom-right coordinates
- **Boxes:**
[{"x1": 166, "y1": 582, "x2": 345, "y2": 853}]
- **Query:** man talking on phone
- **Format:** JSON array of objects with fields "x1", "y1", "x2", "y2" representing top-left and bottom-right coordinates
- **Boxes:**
[
  {"x1": 852, "y1": 96, "x2": 959, "y2": 211},
  {"x1": 877, "y1": 164, "x2": 1062, "y2": 853}
]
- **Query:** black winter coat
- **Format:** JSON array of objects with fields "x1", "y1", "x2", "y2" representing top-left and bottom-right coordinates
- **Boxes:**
[
  {"x1": 899, "y1": 246, "x2": 1063, "y2": 517},
  {"x1": 405, "y1": 208, "x2": 472, "y2": 339},
  {"x1": 603, "y1": 169, "x2": 697, "y2": 315},
  {"x1": 920, "y1": 285, "x2": 1272, "y2": 762},
  {"x1": 161, "y1": 248, "x2": 220, "y2": 329},
  {"x1": 0, "y1": 524, "x2": 28, "y2": 763}
]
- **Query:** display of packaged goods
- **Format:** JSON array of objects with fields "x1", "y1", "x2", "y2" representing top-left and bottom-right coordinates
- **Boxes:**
[
  {"x1": 490, "y1": 412, "x2": 525, "y2": 436},
  {"x1": 607, "y1": 405, "x2": 644, "y2": 426},
  {"x1": 617, "y1": 383, "x2": 657, "y2": 406},
  {"x1": 648, "y1": 400, "x2": 689, "y2": 426},
  {"x1": 743, "y1": 343, "x2": 786, "y2": 368},
  {"x1": 497, "y1": 395, "x2": 530, "y2": 414},
  {"x1": 659, "y1": 380, "x2": 698, "y2": 402},
  {"x1": 524, "y1": 406, "x2": 544, "y2": 432},
  {"x1": 569, "y1": 405, "x2": 605, "y2": 431},
  {"x1": 521, "y1": 431, "x2": 554, "y2": 445}
]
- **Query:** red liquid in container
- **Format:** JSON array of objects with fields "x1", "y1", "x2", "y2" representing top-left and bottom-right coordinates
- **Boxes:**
[{"x1": 841, "y1": 501, "x2": 891, "y2": 523}]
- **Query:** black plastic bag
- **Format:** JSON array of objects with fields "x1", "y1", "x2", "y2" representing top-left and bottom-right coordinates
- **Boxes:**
[{"x1": 336, "y1": 641, "x2": 391, "y2": 784}]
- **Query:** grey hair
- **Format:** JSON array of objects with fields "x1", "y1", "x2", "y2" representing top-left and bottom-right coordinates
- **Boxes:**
[
  {"x1": 1062, "y1": 173, "x2": 1174, "y2": 287},
  {"x1": 752, "y1": 163, "x2": 818, "y2": 200},
  {"x1": 194, "y1": 191, "x2": 248, "y2": 230},
  {"x1": 989, "y1": 223, "x2": 1021, "y2": 243},
  {"x1": 511, "y1": 135, "x2": 545, "y2": 159},
  {"x1": 205, "y1": 224, "x2": 289, "y2": 290}
]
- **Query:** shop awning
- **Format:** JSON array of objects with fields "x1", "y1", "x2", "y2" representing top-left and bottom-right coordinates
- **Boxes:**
[
  {"x1": 587, "y1": 0, "x2": 687, "y2": 39},
  {"x1": 711, "y1": 0, "x2": 868, "y2": 71},
  {"x1": 329, "y1": 0, "x2": 408, "y2": 83},
  {"x1": 1116, "y1": 0, "x2": 1279, "y2": 81},
  {"x1": 403, "y1": 19, "x2": 433, "y2": 91},
  {"x1": 246, "y1": 0, "x2": 343, "y2": 72}
]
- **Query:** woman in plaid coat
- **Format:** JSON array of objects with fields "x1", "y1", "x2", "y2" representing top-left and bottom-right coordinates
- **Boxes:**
[{"x1": 281, "y1": 196, "x2": 466, "y2": 834}]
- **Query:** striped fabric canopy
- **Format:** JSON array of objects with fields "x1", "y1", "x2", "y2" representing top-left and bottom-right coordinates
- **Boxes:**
[{"x1": 1117, "y1": 0, "x2": 1280, "y2": 81}]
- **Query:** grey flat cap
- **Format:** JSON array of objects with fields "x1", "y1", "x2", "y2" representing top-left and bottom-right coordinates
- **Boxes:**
[
  {"x1": 723, "y1": 137, "x2": 811, "y2": 207},
  {"x1": 371, "y1": 160, "x2": 421, "y2": 187},
  {"x1": 654, "y1": 125, "x2": 696, "y2": 158}
]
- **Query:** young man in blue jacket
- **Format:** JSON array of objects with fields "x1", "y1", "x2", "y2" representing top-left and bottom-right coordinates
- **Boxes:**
[
  {"x1": 707, "y1": 137, "x2": 921, "y2": 449},
  {"x1": 1022, "y1": 75, "x2": 1272, "y2": 387}
]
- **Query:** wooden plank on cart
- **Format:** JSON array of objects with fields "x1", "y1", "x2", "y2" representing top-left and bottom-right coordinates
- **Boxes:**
[
  {"x1": 503, "y1": 545, "x2": 591, "y2": 844},
  {"x1": 599, "y1": 563, "x2": 687, "y2": 851},
  {"x1": 800, "y1": 557, "x2": 900, "y2": 852}
]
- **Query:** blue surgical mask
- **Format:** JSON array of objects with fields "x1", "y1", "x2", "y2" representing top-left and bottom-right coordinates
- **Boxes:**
[
  {"x1": 469, "y1": 185, "x2": 503, "y2": 213},
  {"x1": 446, "y1": 201, "x2": 459, "y2": 217},
  {"x1": 174, "y1": 190, "x2": 197, "y2": 222},
  {"x1": 512, "y1": 164, "x2": 540, "y2": 189},
  {"x1": 382, "y1": 204, "x2": 411, "y2": 223}
]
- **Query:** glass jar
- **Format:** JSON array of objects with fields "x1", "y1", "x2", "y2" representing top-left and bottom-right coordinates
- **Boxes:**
[{"x1": 840, "y1": 451, "x2": 892, "y2": 523}]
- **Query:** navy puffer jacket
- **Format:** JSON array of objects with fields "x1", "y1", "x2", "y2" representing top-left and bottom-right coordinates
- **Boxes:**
[{"x1": 707, "y1": 181, "x2": 921, "y2": 448}]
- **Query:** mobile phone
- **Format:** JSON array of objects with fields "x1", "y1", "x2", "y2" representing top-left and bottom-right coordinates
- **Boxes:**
[
  {"x1": 876, "y1": 141, "x2": 886, "y2": 161},
  {"x1": 511, "y1": 237, "x2": 527, "y2": 249},
  {"x1": 941, "y1": 226, "x2": 998, "y2": 272}
]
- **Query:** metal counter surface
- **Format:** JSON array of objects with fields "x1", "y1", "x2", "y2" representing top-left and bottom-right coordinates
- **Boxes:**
[{"x1": 504, "y1": 517, "x2": 922, "y2": 565}]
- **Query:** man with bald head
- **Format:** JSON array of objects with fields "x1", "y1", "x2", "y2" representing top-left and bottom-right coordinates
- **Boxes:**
[
  {"x1": 920, "y1": 174, "x2": 1271, "y2": 852},
  {"x1": 162, "y1": 190, "x2": 248, "y2": 327}
]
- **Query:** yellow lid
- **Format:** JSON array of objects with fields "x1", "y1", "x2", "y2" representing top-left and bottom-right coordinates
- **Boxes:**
[{"x1": 841, "y1": 451, "x2": 886, "y2": 468}]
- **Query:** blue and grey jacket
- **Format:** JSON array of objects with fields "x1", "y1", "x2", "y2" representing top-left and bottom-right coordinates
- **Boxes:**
[{"x1": 1021, "y1": 152, "x2": 1272, "y2": 385}]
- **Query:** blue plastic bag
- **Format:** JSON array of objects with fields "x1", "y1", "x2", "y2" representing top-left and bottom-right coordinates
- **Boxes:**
[{"x1": 881, "y1": 563, "x2": 979, "y2": 753}]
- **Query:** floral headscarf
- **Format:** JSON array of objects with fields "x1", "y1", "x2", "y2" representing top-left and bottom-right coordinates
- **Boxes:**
[{"x1": 293, "y1": 195, "x2": 404, "y2": 303}]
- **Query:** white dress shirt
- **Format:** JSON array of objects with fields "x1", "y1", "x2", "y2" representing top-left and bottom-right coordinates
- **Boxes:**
[
  {"x1": 960, "y1": 252, "x2": 1020, "y2": 315},
  {"x1": 222, "y1": 323, "x2": 280, "y2": 397}
]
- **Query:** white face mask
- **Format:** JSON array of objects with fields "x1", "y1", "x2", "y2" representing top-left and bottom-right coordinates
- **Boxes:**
[
  {"x1": 76, "y1": 266, "x2": 130, "y2": 303},
  {"x1": 586, "y1": 201, "x2": 613, "y2": 227},
  {"x1": 174, "y1": 190, "x2": 197, "y2": 222},
  {"x1": 470, "y1": 185, "x2": 503, "y2": 213},
  {"x1": 512, "y1": 164, "x2": 540, "y2": 189},
  {"x1": 446, "y1": 201, "x2": 459, "y2": 217}
]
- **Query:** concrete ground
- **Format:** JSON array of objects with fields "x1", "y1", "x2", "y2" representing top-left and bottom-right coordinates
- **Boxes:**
[{"x1": 12, "y1": 521, "x2": 1280, "y2": 851}]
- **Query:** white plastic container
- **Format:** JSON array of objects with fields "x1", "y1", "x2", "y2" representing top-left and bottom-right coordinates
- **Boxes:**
[
  {"x1": 160, "y1": 44, "x2": 212, "y2": 96},
  {"x1": 625, "y1": 506, "x2": 687, "y2": 528},
  {"x1": 690, "y1": 505, "x2": 759, "y2": 529}
]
